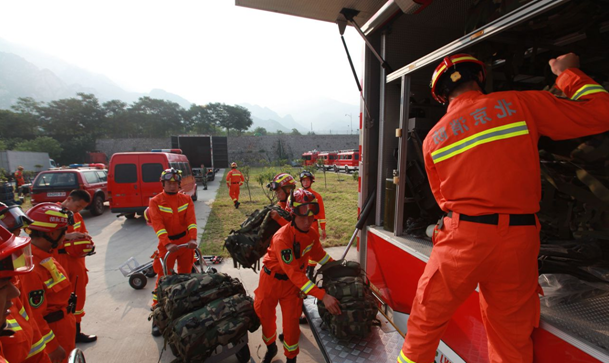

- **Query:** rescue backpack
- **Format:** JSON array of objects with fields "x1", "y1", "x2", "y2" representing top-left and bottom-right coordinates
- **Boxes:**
[
  {"x1": 224, "y1": 205, "x2": 291, "y2": 270},
  {"x1": 166, "y1": 293, "x2": 260, "y2": 363},
  {"x1": 316, "y1": 260, "x2": 380, "y2": 339}
]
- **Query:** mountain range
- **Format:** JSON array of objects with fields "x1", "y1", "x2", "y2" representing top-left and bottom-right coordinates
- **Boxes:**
[{"x1": 0, "y1": 38, "x2": 359, "y2": 134}]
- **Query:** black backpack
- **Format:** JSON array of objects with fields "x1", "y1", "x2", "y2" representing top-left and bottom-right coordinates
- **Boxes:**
[{"x1": 224, "y1": 205, "x2": 291, "y2": 270}]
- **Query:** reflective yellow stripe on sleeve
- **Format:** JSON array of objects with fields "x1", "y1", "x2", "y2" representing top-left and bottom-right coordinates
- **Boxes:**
[
  {"x1": 156, "y1": 229, "x2": 167, "y2": 237},
  {"x1": 300, "y1": 280, "x2": 315, "y2": 294},
  {"x1": 431, "y1": 121, "x2": 529, "y2": 164},
  {"x1": 19, "y1": 306, "x2": 28, "y2": 320},
  {"x1": 318, "y1": 253, "x2": 331, "y2": 265},
  {"x1": 27, "y1": 336, "x2": 47, "y2": 358},
  {"x1": 73, "y1": 221, "x2": 82, "y2": 229},
  {"x1": 571, "y1": 84, "x2": 608, "y2": 100},
  {"x1": 188, "y1": 224, "x2": 197, "y2": 231},
  {"x1": 43, "y1": 330, "x2": 55, "y2": 344}
]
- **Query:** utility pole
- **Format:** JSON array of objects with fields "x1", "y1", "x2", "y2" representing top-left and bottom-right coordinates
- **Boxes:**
[{"x1": 345, "y1": 113, "x2": 353, "y2": 134}]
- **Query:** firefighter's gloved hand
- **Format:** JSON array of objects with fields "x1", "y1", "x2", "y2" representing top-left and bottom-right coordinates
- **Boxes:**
[
  {"x1": 321, "y1": 230, "x2": 327, "y2": 240},
  {"x1": 549, "y1": 53, "x2": 580, "y2": 77},
  {"x1": 166, "y1": 243, "x2": 178, "y2": 253},
  {"x1": 322, "y1": 293, "x2": 342, "y2": 315},
  {"x1": 48, "y1": 346, "x2": 66, "y2": 363},
  {"x1": 186, "y1": 240, "x2": 198, "y2": 249}
]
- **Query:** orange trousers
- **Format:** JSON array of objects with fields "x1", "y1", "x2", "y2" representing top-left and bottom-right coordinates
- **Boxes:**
[
  {"x1": 152, "y1": 242, "x2": 195, "y2": 305},
  {"x1": 54, "y1": 255, "x2": 88, "y2": 323},
  {"x1": 400, "y1": 213, "x2": 541, "y2": 363},
  {"x1": 229, "y1": 184, "x2": 241, "y2": 203},
  {"x1": 254, "y1": 272, "x2": 303, "y2": 359},
  {"x1": 49, "y1": 314, "x2": 76, "y2": 363}
]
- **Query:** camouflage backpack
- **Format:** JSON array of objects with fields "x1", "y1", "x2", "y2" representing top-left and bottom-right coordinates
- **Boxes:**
[
  {"x1": 316, "y1": 260, "x2": 380, "y2": 340},
  {"x1": 166, "y1": 293, "x2": 260, "y2": 362},
  {"x1": 151, "y1": 273, "x2": 202, "y2": 334},
  {"x1": 224, "y1": 205, "x2": 291, "y2": 270}
]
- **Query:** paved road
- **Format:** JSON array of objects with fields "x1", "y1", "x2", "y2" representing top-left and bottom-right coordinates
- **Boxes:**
[{"x1": 75, "y1": 172, "x2": 355, "y2": 363}]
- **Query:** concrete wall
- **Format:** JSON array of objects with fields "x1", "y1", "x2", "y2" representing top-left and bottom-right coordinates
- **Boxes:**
[{"x1": 97, "y1": 135, "x2": 359, "y2": 167}]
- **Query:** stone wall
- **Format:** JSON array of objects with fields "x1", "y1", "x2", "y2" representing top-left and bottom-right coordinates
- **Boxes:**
[{"x1": 97, "y1": 135, "x2": 359, "y2": 167}]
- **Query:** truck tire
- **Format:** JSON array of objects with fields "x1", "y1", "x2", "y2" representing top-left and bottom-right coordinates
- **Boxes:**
[
  {"x1": 89, "y1": 195, "x2": 105, "y2": 216},
  {"x1": 124, "y1": 213, "x2": 136, "y2": 219}
]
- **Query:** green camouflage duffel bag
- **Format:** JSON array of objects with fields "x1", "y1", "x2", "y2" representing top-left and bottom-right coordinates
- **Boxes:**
[
  {"x1": 167, "y1": 293, "x2": 260, "y2": 362},
  {"x1": 151, "y1": 273, "x2": 201, "y2": 333},
  {"x1": 224, "y1": 205, "x2": 291, "y2": 270},
  {"x1": 316, "y1": 260, "x2": 380, "y2": 339},
  {"x1": 163, "y1": 273, "x2": 246, "y2": 320}
]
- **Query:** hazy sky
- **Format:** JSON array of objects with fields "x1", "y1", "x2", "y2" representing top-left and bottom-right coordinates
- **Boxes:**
[{"x1": 0, "y1": 0, "x2": 364, "y2": 111}]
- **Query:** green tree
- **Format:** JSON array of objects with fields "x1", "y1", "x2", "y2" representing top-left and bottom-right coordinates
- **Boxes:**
[
  {"x1": 0, "y1": 140, "x2": 7, "y2": 150},
  {"x1": 128, "y1": 97, "x2": 186, "y2": 137},
  {"x1": 38, "y1": 93, "x2": 105, "y2": 141},
  {"x1": 14, "y1": 136, "x2": 63, "y2": 159},
  {"x1": 253, "y1": 127, "x2": 267, "y2": 136},
  {"x1": 186, "y1": 104, "x2": 217, "y2": 134},
  {"x1": 102, "y1": 99, "x2": 136, "y2": 138},
  {"x1": 291, "y1": 128, "x2": 301, "y2": 135}
]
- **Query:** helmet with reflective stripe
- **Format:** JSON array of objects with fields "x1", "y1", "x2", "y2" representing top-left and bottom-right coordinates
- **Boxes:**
[
  {"x1": 430, "y1": 53, "x2": 486, "y2": 104},
  {"x1": 160, "y1": 168, "x2": 182, "y2": 182},
  {"x1": 230, "y1": 162, "x2": 237, "y2": 168},
  {"x1": 268, "y1": 173, "x2": 296, "y2": 191},
  {"x1": 61, "y1": 235, "x2": 95, "y2": 258},
  {"x1": 287, "y1": 188, "x2": 319, "y2": 217},
  {"x1": 0, "y1": 202, "x2": 33, "y2": 233},
  {"x1": 25, "y1": 203, "x2": 71, "y2": 232},
  {"x1": 299, "y1": 170, "x2": 315, "y2": 183},
  {"x1": 0, "y1": 224, "x2": 34, "y2": 278}
]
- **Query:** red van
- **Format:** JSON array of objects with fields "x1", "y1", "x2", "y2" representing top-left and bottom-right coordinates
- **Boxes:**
[
  {"x1": 333, "y1": 149, "x2": 360, "y2": 173},
  {"x1": 108, "y1": 149, "x2": 197, "y2": 218},
  {"x1": 317, "y1": 151, "x2": 338, "y2": 170}
]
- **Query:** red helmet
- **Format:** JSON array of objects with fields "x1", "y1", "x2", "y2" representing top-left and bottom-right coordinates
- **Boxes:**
[
  {"x1": 230, "y1": 162, "x2": 238, "y2": 168},
  {"x1": 0, "y1": 203, "x2": 33, "y2": 233},
  {"x1": 0, "y1": 225, "x2": 34, "y2": 278},
  {"x1": 160, "y1": 168, "x2": 182, "y2": 182},
  {"x1": 143, "y1": 207, "x2": 152, "y2": 226},
  {"x1": 287, "y1": 188, "x2": 320, "y2": 217},
  {"x1": 268, "y1": 173, "x2": 296, "y2": 191},
  {"x1": 61, "y1": 235, "x2": 95, "y2": 258},
  {"x1": 430, "y1": 53, "x2": 486, "y2": 104},
  {"x1": 25, "y1": 203, "x2": 71, "y2": 232}
]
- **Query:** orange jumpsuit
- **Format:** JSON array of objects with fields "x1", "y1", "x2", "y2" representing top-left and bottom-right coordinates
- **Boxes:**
[
  {"x1": 14, "y1": 170, "x2": 25, "y2": 187},
  {"x1": 149, "y1": 191, "x2": 197, "y2": 305},
  {"x1": 305, "y1": 187, "x2": 326, "y2": 267},
  {"x1": 53, "y1": 212, "x2": 89, "y2": 323},
  {"x1": 1, "y1": 296, "x2": 51, "y2": 363},
  {"x1": 254, "y1": 224, "x2": 332, "y2": 359},
  {"x1": 226, "y1": 169, "x2": 245, "y2": 203},
  {"x1": 20, "y1": 246, "x2": 76, "y2": 363},
  {"x1": 399, "y1": 69, "x2": 609, "y2": 363}
]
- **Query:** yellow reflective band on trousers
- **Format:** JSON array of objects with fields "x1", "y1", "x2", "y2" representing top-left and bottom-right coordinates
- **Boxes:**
[
  {"x1": 263, "y1": 331, "x2": 276, "y2": 343},
  {"x1": 27, "y1": 336, "x2": 47, "y2": 358},
  {"x1": 572, "y1": 84, "x2": 608, "y2": 100},
  {"x1": 397, "y1": 351, "x2": 419, "y2": 363},
  {"x1": 431, "y1": 121, "x2": 529, "y2": 163},
  {"x1": 283, "y1": 340, "x2": 299, "y2": 352}
]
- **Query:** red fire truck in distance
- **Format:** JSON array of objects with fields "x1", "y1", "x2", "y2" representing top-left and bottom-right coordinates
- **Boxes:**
[
  {"x1": 317, "y1": 151, "x2": 338, "y2": 170},
  {"x1": 301, "y1": 150, "x2": 319, "y2": 166},
  {"x1": 333, "y1": 149, "x2": 359, "y2": 173}
]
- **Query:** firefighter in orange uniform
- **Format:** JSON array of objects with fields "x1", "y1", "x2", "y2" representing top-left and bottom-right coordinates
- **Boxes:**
[
  {"x1": 148, "y1": 168, "x2": 197, "y2": 336},
  {"x1": 226, "y1": 162, "x2": 245, "y2": 209},
  {"x1": 53, "y1": 189, "x2": 97, "y2": 344},
  {"x1": 254, "y1": 189, "x2": 341, "y2": 363},
  {"x1": 21, "y1": 203, "x2": 76, "y2": 363},
  {"x1": 0, "y1": 203, "x2": 51, "y2": 363},
  {"x1": 15, "y1": 166, "x2": 25, "y2": 198},
  {"x1": 267, "y1": 173, "x2": 297, "y2": 226},
  {"x1": 398, "y1": 53, "x2": 609, "y2": 363}
]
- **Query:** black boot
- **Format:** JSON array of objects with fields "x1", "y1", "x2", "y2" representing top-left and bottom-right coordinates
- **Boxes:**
[
  {"x1": 262, "y1": 342, "x2": 278, "y2": 363},
  {"x1": 75, "y1": 323, "x2": 97, "y2": 343},
  {"x1": 151, "y1": 321, "x2": 161, "y2": 337},
  {"x1": 286, "y1": 357, "x2": 297, "y2": 363}
]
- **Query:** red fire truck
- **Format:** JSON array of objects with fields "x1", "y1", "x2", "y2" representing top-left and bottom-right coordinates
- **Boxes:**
[
  {"x1": 317, "y1": 151, "x2": 338, "y2": 170},
  {"x1": 302, "y1": 150, "x2": 320, "y2": 166},
  {"x1": 333, "y1": 149, "x2": 360, "y2": 173},
  {"x1": 238, "y1": 1, "x2": 609, "y2": 363}
]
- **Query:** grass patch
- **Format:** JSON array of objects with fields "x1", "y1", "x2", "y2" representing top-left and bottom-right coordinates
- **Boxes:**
[{"x1": 200, "y1": 167, "x2": 359, "y2": 256}]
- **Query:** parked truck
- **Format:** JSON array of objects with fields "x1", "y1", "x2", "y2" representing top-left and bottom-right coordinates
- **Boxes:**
[
  {"x1": 170, "y1": 135, "x2": 228, "y2": 181},
  {"x1": 238, "y1": 1, "x2": 609, "y2": 363},
  {"x1": 0, "y1": 150, "x2": 53, "y2": 174}
]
